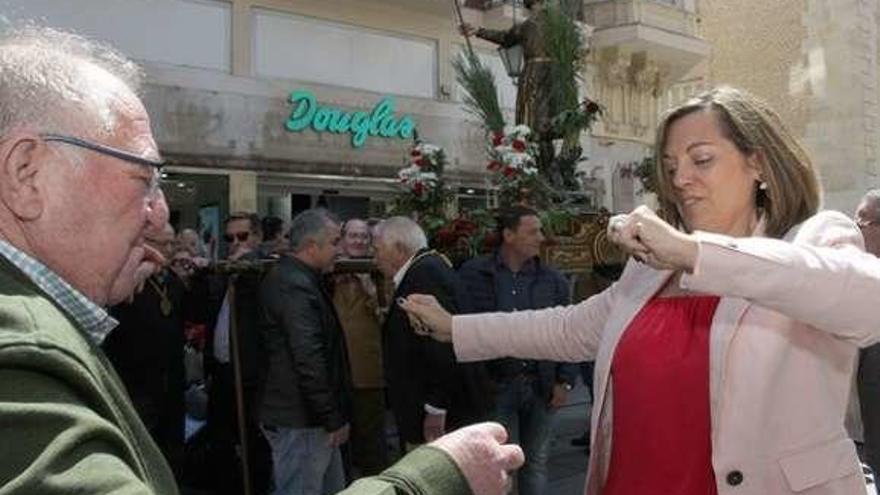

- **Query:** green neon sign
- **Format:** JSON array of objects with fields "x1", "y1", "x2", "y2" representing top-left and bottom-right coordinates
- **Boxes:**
[{"x1": 285, "y1": 90, "x2": 417, "y2": 148}]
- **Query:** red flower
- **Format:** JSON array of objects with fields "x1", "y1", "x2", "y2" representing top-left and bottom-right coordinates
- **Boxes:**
[
  {"x1": 503, "y1": 166, "x2": 517, "y2": 177},
  {"x1": 487, "y1": 160, "x2": 503, "y2": 171},
  {"x1": 492, "y1": 132, "x2": 504, "y2": 147},
  {"x1": 512, "y1": 139, "x2": 526, "y2": 152},
  {"x1": 410, "y1": 149, "x2": 422, "y2": 157},
  {"x1": 412, "y1": 182, "x2": 425, "y2": 195},
  {"x1": 416, "y1": 157, "x2": 430, "y2": 168}
]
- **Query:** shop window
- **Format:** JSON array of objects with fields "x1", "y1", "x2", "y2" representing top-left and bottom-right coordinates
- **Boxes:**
[{"x1": 162, "y1": 172, "x2": 229, "y2": 260}]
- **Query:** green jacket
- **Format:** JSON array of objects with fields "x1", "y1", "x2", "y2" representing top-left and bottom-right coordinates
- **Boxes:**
[
  {"x1": 343, "y1": 446, "x2": 471, "y2": 495},
  {"x1": 0, "y1": 258, "x2": 471, "y2": 494},
  {"x1": 0, "y1": 259, "x2": 178, "y2": 493}
]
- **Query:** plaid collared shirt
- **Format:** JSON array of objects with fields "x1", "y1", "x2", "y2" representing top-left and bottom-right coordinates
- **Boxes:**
[{"x1": 0, "y1": 240, "x2": 117, "y2": 344}]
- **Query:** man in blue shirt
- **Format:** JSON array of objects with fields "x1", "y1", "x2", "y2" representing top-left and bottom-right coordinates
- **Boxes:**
[{"x1": 458, "y1": 206, "x2": 578, "y2": 495}]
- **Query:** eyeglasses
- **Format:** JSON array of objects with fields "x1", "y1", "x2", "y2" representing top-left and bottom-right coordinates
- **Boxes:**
[
  {"x1": 41, "y1": 133, "x2": 164, "y2": 198},
  {"x1": 224, "y1": 232, "x2": 250, "y2": 243},
  {"x1": 41, "y1": 134, "x2": 165, "y2": 170}
]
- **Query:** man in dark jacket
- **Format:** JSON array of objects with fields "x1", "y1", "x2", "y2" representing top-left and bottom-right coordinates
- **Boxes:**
[
  {"x1": 457, "y1": 205, "x2": 578, "y2": 495},
  {"x1": 258, "y1": 208, "x2": 353, "y2": 494},
  {"x1": 190, "y1": 212, "x2": 272, "y2": 495},
  {"x1": 374, "y1": 216, "x2": 491, "y2": 450}
]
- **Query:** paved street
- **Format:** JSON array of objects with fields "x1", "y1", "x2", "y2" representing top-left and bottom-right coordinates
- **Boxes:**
[{"x1": 547, "y1": 386, "x2": 591, "y2": 495}]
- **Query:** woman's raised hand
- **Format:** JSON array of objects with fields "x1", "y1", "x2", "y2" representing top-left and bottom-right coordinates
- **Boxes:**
[
  {"x1": 607, "y1": 205, "x2": 699, "y2": 272},
  {"x1": 398, "y1": 294, "x2": 454, "y2": 343}
]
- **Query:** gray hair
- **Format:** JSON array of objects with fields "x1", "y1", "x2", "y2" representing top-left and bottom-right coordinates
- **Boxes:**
[
  {"x1": 860, "y1": 189, "x2": 880, "y2": 222},
  {"x1": 288, "y1": 208, "x2": 338, "y2": 252},
  {"x1": 0, "y1": 24, "x2": 144, "y2": 140},
  {"x1": 377, "y1": 216, "x2": 427, "y2": 256}
]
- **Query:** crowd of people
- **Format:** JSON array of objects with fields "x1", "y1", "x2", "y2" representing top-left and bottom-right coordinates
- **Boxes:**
[
  {"x1": 115, "y1": 203, "x2": 584, "y2": 495},
  {"x1": 8, "y1": 20, "x2": 880, "y2": 495}
]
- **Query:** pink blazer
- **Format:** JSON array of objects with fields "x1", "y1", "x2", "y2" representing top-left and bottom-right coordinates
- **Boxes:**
[{"x1": 454, "y1": 211, "x2": 880, "y2": 495}]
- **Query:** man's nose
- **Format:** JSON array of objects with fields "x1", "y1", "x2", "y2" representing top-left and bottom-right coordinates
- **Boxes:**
[{"x1": 146, "y1": 188, "x2": 170, "y2": 230}]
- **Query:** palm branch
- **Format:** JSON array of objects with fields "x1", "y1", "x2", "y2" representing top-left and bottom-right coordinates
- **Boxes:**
[{"x1": 451, "y1": 51, "x2": 506, "y2": 133}]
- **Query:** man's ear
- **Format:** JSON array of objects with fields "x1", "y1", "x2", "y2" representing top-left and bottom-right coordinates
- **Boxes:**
[
  {"x1": 502, "y1": 227, "x2": 515, "y2": 244},
  {"x1": 0, "y1": 134, "x2": 46, "y2": 220}
]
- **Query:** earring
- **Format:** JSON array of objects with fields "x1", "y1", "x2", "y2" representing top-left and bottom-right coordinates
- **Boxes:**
[{"x1": 759, "y1": 181, "x2": 768, "y2": 191}]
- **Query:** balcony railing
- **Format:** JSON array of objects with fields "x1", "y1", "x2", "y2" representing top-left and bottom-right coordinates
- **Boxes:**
[{"x1": 584, "y1": 0, "x2": 700, "y2": 38}]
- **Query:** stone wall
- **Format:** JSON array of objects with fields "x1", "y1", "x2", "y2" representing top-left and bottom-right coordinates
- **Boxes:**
[{"x1": 698, "y1": 0, "x2": 880, "y2": 212}]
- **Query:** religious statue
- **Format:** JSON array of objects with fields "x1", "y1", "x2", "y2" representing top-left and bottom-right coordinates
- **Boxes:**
[{"x1": 462, "y1": 0, "x2": 560, "y2": 141}]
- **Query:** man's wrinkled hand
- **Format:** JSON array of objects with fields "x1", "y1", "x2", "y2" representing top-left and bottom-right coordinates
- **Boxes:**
[
  {"x1": 327, "y1": 423, "x2": 350, "y2": 448},
  {"x1": 431, "y1": 422, "x2": 524, "y2": 495}
]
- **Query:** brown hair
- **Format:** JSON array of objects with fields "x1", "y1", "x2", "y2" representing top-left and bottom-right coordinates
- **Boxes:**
[{"x1": 654, "y1": 86, "x2": 821, "y2": 238}]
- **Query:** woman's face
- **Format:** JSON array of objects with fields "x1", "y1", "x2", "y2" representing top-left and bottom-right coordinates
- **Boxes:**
[{"x1": 662, "y1": 110, "x2": 761, "y2": 236}]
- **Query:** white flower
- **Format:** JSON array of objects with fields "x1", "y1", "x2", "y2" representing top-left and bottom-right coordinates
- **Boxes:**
[
  {"x1": 510, "y1": 125, "x2": 532, "y2": 138},
  {"x1": 418, "y1": 143, "x2": 441, "y2": 155},
  {"x1": 398, "y1": 165, "x2": 421, "y2": 183}
]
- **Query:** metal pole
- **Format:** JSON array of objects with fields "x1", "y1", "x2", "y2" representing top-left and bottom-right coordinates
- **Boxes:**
[{"x1": 228, "y1": 276, "x2": 253, "y2": 495}]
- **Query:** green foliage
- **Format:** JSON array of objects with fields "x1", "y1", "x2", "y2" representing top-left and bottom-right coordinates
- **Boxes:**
[
  {"x1": 540, "y1": 206, "x2": 579, "y2": 236},
  {"x1": 541, "y1": 0, "x2": 586, "y2": 138},
  {"x1": 634, "y1": 155, "x2": 658, "y2": 194},
  {"x1": 452, "y1": 52, "x2": 506, "y2": 134}
]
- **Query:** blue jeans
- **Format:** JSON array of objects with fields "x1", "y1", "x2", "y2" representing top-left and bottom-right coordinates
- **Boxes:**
[
  {"x1": 494, "y1": 376, "x2": 555, "y2": 495},
  {"x1": 260, "y1": 425, "x2": 345, "y2": 495}
]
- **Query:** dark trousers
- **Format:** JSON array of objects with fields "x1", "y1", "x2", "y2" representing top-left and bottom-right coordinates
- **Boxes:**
[
  {"x1": 349, "y1": 387, "x2": 389, "y2": 477},
  {"x1": 859, "y1": 343, "x2": 880, "y2": 476},
  {"x1": 207, "y1": 364, "x2": 272, "y2": 495}
]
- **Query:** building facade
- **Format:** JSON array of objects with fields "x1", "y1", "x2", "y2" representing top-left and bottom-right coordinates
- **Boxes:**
[{"x1": 1, "y1": 0, "x2": 708, "y2": 245}]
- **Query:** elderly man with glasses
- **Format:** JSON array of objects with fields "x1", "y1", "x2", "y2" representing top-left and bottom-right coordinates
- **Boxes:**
[{"x1": 0, "y1": 26, "x2": 172, "y2": 493}]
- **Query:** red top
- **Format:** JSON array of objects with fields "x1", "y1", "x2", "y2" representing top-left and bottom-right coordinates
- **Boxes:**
[{"x1": 601, "y1": 296, "x2": 720, "y2": 495}]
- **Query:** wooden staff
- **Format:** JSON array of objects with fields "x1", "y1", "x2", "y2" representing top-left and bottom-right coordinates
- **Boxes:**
[
  {"x1": 452, "y1": 0, "x2": 476, "y2": 58},
  {"x1": 227, "y1": 275, "x2": 252, "y2": 495}
]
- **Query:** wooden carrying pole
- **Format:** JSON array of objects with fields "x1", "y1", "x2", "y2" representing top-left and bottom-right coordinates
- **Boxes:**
[{"x1": 227, "y1": 276, "x2": 253, "y2": 495}]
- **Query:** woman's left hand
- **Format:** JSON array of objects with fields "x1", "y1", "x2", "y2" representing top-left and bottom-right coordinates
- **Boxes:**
[{"x1": 607, "y1": 205, "x2": 699, "y2": 272}]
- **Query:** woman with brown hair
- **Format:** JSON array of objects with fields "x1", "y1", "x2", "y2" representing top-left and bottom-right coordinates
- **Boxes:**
[{"x1": 402, "y1": 86, "x2": 880, "y2": 494}]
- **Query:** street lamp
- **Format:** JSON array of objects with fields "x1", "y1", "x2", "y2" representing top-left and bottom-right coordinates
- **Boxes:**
[
  {"x1": 497, "y1": 0, "x2": 524, "y2": 81},
  {"x1": 497, "y1": 43, "x2": 524, "y2": 81}
]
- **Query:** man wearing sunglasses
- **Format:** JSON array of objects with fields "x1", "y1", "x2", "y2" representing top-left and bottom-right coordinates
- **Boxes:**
[{"x1": 191, "y1": 211, "x2": 274, "y2": 495}]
